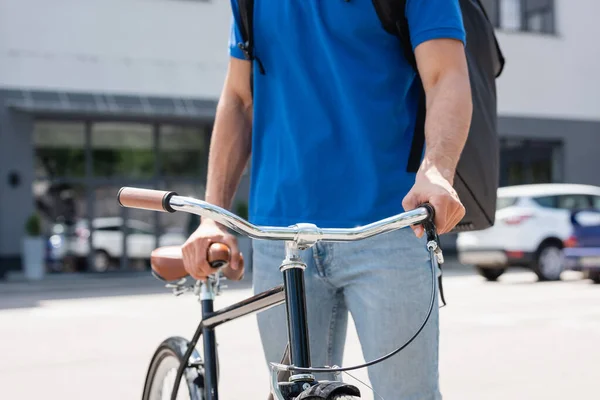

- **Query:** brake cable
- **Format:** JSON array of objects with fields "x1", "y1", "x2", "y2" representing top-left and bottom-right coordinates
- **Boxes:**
[{"x1": 271, "y1": 218, "x2": 443, "y2": 375}]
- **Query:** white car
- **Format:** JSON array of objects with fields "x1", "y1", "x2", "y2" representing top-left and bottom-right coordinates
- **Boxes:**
[
  {"x1": 457, "y1": 183, "x2": 600, "y2": 281},
  {"x1": 69, "y1": 217, "x2": 187, "y2": 272}
]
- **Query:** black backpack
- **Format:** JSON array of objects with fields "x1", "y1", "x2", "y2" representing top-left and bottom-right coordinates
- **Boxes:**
[{"x1": 234, "y1": 0, "x2": 505, "y2": 232}]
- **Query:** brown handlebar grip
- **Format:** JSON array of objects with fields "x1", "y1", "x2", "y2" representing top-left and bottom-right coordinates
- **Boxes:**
[
  {"x1": 207, "y1": 243, "x2": 245, "y2": 270},
  {"x1": 207, "y1": 243, "x2": 231, "y2": 269},
  {"x1": 117, "y1": 187, "x2": 178, "y2": 213}
]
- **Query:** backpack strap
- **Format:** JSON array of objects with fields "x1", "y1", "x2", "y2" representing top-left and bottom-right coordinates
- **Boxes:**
[
  {"x1": 235, "y1": 0, "x2": 265, "y2": 80},
  {"x1": 405, "y1": 84, "x2": 427, "y2": 173},
  {"x1": 371, "y1": 0, "x2": 415, "y2": 70},
  {"x1": 236, "y1": 0, "x2": 254, "y2": 61}
]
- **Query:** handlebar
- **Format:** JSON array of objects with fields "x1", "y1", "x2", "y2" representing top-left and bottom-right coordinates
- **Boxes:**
[{"x1": 118, "y1": 187, "x2": 434, "y2": 246}]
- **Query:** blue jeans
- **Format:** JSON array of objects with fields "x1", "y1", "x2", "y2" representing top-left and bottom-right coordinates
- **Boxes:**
[{"x1": 252, "y1": 228, "x2": 441, "y2": 400}]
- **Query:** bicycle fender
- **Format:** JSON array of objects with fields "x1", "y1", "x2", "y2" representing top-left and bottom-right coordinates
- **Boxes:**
[
  {"x1": 141, "y1": 336, "x2": 204, "y2": 400},
  {"x1": 161, "y1": 336, "x2": 200, "y2": 358},
  {"x1": 295, "y1": 381, "x2": 361, "y2": 399}
]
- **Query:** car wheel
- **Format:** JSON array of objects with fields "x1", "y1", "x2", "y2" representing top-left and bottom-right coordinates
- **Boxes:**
[
  {"x1": 475, "y1": 266, "x2": 506, "y2": 281},
  {"x1": 91, "y1": 250, "x2": 111, "y2": 273},
  {"x1": 131, "y1": 258, "x2": 149, "y2": 271},
  {"x1": 589, "y1": 271, "x2": 600, "y2": 284},
  {"x1": 533, "y1": 244, "x2": 564, "y2": 281}
]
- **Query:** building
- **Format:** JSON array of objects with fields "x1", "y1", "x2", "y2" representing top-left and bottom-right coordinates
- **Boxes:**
[
  {"x1": 0, "y1": 0, "x2": 240, "y2": 275},
  {"x1": 1, "y1": 0, "x2": 598, "y2": 275}
]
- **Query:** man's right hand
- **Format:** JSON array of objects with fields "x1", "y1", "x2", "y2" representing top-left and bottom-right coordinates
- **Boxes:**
[{"x1": 181, "y1": 219, "x2": 243, "y2": 281}]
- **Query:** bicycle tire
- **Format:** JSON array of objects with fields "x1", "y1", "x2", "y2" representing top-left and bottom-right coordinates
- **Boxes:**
[{"x1": 141, "y1": 337, "x2": 204, "y2": 400}]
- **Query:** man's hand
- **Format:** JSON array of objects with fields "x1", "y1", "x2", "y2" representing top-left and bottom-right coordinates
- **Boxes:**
[
  {"x1": 402, "y1": 164, "x2": 465, "y2": 238},
  {"x1": 181, "y1": 219, "x2": 244, "y2": 281}
]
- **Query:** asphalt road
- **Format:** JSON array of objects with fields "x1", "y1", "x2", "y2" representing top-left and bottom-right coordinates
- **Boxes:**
[{"x1": 1, "y1": 263, "x2": 599, "y2": 400}]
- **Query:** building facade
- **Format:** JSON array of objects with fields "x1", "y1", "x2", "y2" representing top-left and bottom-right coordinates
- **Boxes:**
[
  {"x1": 486, "y1": 0, "x2": 600, "y2": 188},
  {"x1": 0, "y1": 0, "x2": 236, "y2": 275},
  {"x1": 1, "y1": 0, "x2": 598, "y2": 275}
]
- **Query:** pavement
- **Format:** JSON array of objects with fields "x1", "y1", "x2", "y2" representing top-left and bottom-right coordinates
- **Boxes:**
[{"x1": 0, "y1": 260, "x2": 599, "y2": 400}]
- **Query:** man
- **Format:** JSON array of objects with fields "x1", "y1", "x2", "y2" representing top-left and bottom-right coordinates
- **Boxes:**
[{"x1": 182, "y1": 0, "x2": 471, "y2": 398}]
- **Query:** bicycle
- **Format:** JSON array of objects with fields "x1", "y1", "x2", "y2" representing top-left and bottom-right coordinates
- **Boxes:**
[{"x1": 117, "y1": 187, "x2": 444, "y2": 400}]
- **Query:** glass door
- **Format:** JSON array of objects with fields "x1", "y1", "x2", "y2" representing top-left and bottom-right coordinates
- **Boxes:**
[
  {"x1": 33, "y1": 118, "x2": 212, "y2": 274},
  {"x1": 91, "y1": 122, "x2": 156, "y2": 272}
]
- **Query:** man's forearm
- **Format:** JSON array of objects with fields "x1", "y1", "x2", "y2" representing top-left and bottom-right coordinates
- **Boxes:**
[
  {"x1": 419, "y1": 71, "x2": 472, "y2": 184},
  {"x1": 204, "y1": 93, "x2": 252, "y2": 210}
]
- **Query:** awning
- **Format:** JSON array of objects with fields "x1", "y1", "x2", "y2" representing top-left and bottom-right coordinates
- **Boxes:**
[{"x1": 2, "y1": 89, "x2": 218, "y2": 122}]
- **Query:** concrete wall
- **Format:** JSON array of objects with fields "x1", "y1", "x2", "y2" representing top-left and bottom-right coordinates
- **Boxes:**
[
  {"x1": 495, "y1": 0, "x2": 600, "y2": 121},
  {"x1": 0, "y1": 0, "x2": 232, "y2": 98},
  {"x1": 2, "y1": 0, "x2": 599, "y2": 123},
  {"x1": 0, "y1": 103, "x2": 35, "y2": 264}
]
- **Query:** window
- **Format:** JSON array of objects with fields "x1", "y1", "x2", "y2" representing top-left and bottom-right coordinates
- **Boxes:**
[
  {"x1": 592, "y1": 196, "x2": 600, "y2": 209},
  {"x1": 32, "y1": 115, "x2": 215, "y2": 274},
  {"x1": 159, "y1": 125, "x2": 208, "y2": 178},
  {"x1": 480, "y1": 0, "x2": 555, "y2": 34},
  {"x1": 499, "y1": 139, "x2": 563, "y2": 187},
  {"x1": 92, "y1": 123, "x2": 154, "y2": 178},
  {"x1": 524, "y1": 0, "x2": 555, "y2": 33},
  {"x1": 533, "y1": 195, "x2": 593, "y2": 210},
  {"x1": 500, "y1": 0, "x2": 522, "y2": 30},
  {"x1": 557, "y1": 195, "x2": 592, "y2": 210},
  {"x1": 532, "y1": 196, "x2": 557, "y2": 208},
  {"x1": 497, "y1": 197, "x2": 518, "y2": 210},
  {"x1": 34, "y1": 121, "x2": 86, "y2": 178},
  {"x1": 96, "y1": 226, "x2": 121, "y2": 232}
]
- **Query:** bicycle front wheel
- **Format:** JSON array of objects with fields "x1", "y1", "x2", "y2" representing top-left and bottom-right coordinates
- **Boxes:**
[{"x1": 142, "y1": 337, "x2": 203, "y2": 400}]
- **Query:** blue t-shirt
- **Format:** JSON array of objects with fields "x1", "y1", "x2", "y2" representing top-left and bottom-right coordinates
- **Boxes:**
[{"x1": 229, "y1": 0, "x2": 465, "y2": 228}]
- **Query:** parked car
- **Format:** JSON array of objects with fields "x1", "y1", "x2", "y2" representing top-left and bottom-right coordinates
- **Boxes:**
[
  {"x1": 68, "y1": 217, "x2": 187, "y2": 272},
  {"x1": 563, "y1": 209, "x2": 600, "y2": 284},
  {"x1": 457, "y1": 183, "x2": 600, "y2": 281}
]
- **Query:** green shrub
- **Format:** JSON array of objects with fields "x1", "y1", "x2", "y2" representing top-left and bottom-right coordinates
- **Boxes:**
[{"x1": 25, "y1": 213, "x2": 42, "y2": 237}]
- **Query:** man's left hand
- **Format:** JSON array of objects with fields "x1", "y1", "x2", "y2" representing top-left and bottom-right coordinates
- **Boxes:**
[{"x1": 402, "y1": 164, "x2": 465, "y2": 238}]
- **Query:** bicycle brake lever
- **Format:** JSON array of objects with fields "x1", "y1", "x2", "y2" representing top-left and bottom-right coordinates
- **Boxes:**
[
  {"x1": 421, "y1": 210, "x2": 447, "y2": 307},
  {"x1": 418, "y1": 204, "x2": 444, "y2": 265},
  {"x1": 172, "y1": 287, "x2": 187, "y2": 296},
  {"x1": 426, "y1": 239, "x2": 445, "y2": 266},
  {"x1": 165, "y1": 278, "x2": 194, "y2": 296}
]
